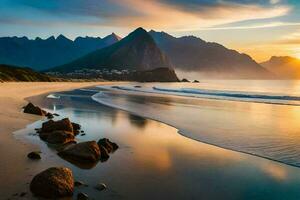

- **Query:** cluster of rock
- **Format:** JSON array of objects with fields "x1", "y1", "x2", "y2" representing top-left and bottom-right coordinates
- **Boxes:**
[
  {"x1": 23, "y1": 102, "x2": 59, "y2": 119},
  {"x1": 58, "y1": 139, "x2": 118, "y2": 163},
  {"x1": 181, "y1": 78, "x2": 199, "y2": 83},
  {"x1": 23, "y1": 102, "x2": 119, "y2": 199},
  {"x1": 34, "y1": 117, "x2": 118, "y2": 162},
  {"x1": 37, "y1": 118, "x2": 78, "y2": 145}
]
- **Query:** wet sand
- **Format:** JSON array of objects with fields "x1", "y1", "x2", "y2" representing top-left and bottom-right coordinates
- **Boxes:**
[
  {"x1": 14, "y1": 86, "x2": 300, "y2": 200},
  {"x1": 0, "y1": 82, "x2": 115, "y2": 199}
]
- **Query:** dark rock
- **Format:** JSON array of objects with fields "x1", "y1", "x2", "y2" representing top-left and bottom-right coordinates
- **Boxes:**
[
  {"x1": 72, "y1": 122, "x2": 81, "y2": 131},
  {"x1": 20, "y1": 192, "x2": 27, "y2": 197},
  {"x1": 99, "y1": 145, "x2": 110, "y2": 161},
  {"x1": 23, "y1": 103, "x2": 46, "y2": 116},
  {"x1": 53, "y1": 113, "x2": 60, "y2": 116},
  {"x1": 81, "y1": 130, "x2": 84, "y2": 133},
  {"x1": 44, "y1": 131, "x2": 75, "y2": 144},
  {"x1": 193, "y1": 80, "x2": 199, "y2": 83},
  {"x1": 134, "y1": 85, "x2": 142, "y2": 88},
  {"x1": 74, "y1": 181, "x2": 87, "y2": 187},
  {"x1": 111, "y1": 142, "x2": 119, "y2": 151},
  {"x1": 30, "y1": 167, "x2": 74, "y2": 198},
  {"x1": 80, "y1": 133, "x2": 86, "y2": 136},
  {"x1": 181, "y1": 78, "x2": 190, "y2": 82},
  {"x1": 95, "y1": 183, "x2": 107, "y2": 191},
  {"x1": 41, "y1": 118, "x2": 73, "y2": 133},
  {"x1": 72, "y1": 122, "x2": 81, "y2": 135},
  {"x1": 97, "y1": 138, "x2": 118, "y2": 153},
  {"x1": 77, "y1": 192, "x2": 89, "y2": 200},
  {"x1": 27, "y1": 151, "x2": 41, "y2": 160},
  {"x1": 35, "y1": 128, "x2": 41, "y2": 134},
  {"x1": 46, "y1": 112, "x2": 54, "y2": 119},
  {"x1": 58, "y1": 141, "x2": 100, "y2": 162}
]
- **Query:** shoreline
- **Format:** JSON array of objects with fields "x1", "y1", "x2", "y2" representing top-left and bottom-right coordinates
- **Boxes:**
[
  {"x1": 3, "y1": 82, "x2": 300, "y2": 199},
  {"x1": 6, "y1": 83, "x2": 300, "y2": 199},
  {"x1": 0, "y1": 82, "x2": 118, "y2": 198},
  {"x1": 92, "y1": 90, "x2": 300, "y2": 170}
]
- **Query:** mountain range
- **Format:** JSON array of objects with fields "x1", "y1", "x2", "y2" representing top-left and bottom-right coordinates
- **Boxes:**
[
  {"x1": 261, "y1": 56, "x2": 300, "y2": 79},
  {"x1": 0, "y1": 27, "x2": 276, "y2": 79},
  {"x1": 50, "y1": 28, "x2": 171, "y2": 73},
  {"x1": 0, "y1": 33, "x2": 121, "y2": 70},
  {"x1": 149, "y1": 30, "x2": 271, "y2": 78}
]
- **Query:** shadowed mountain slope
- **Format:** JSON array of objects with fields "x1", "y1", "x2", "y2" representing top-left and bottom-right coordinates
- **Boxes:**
[{"x1": 0, "y1": 64, "x2": 57, "y2": 82}]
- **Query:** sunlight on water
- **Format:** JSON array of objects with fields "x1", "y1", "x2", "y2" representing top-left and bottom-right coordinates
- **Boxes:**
[{"x1": 91, "y1": 81, "x2": 300, "y2": 167}]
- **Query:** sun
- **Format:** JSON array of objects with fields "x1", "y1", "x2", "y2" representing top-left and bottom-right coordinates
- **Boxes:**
[{"x1": 293, "y1": 47, "x2": 300, "y2": 59}]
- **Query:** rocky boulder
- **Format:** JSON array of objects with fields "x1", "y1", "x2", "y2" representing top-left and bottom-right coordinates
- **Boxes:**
[
  {"x1": 97, "y1": 138, "x2": 118, "y2": 153},
  {"x1": 72, "y1": 122, "x2": 81, "y2": 134},
  {"x1": 45, "y1": 112, "x2": 54, "y2": 119},
  {"x1": 23, "y1": 103, "x2": 47, "y2": 116},
  {"x1": 30, "y1": 167, "x2": 74, "y2": 198},
  {"x1": 58, "y1": 141, "x2": 100, "y2": 162},
  {"x1": 99, "y1": 145, "x2": 110, "y2": 161},
  {"x1": 27, "y1": 151, "x2": 41, "y2": 160},
  {"x1": 41, "y1": 130, "x2": 75, "y2": 144},
  {"x1": 41, "y1": 118, "x2": 73, "y2": 133}
]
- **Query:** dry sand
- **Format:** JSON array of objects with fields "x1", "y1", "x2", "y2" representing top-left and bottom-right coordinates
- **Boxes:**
[{"x1": 0, "y1": 82, "x2": 110, "y2": 198}]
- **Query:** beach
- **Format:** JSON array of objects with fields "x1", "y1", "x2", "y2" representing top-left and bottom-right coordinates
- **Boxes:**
[
  {"x1": 3, "y1": 81, "x2": 300, "y2": 199},
  {"x1": 0, "y1": 82, "x2": 112, "y2": 199},
  {"x1": 9, "y1": 82, "x2": 300, "y2": 200}
]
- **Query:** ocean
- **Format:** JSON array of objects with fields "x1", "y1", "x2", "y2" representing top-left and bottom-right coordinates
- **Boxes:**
[{"x1": 92, "y1": 80, "x2": 300, "y2": 167}]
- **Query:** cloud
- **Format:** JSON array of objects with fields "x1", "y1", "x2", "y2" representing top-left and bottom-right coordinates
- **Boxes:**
[
  {"x1": 96, "y1": 0, "x2": 292, "y2": 31},
  {"x1": 193, "y1": 21, "x2": 300, "y2": 31},
  {"x1": 270, "y1": 0, "x2": 281, "y2": 4},
  {"x1": 0, "y1": 0, "x2": 293, "y2": 31},
  {"x1": 277, "y1": 30, "x2": 300, "y2": 45}
]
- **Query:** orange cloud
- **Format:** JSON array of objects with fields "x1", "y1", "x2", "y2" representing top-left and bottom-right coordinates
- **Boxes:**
[{"x1": 105, "y1": 0, "x2": 291, "y2": 31}]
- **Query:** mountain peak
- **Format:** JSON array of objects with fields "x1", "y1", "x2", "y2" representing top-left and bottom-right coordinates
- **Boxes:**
[
  {"x1": 102, "y1": 32, "x2": 122, "y2": 44},
  {"x1": 269, "y1": 56, "x2": 294, "y2": 62},
  {"x1": 46, "y1": 36, "x2": 55, "y2": 41},
  {"x1": 111, "y1": 32, "x2": 121, "y2": 40},
  {"x1": 125, "y1": 27, "x2": 153, "y2": 43},
  {"x1": 131, "y1": 27, "x2": 148, "y2": 36},
  {"x1": 56, "y1": 34, "x2": 71, "y2": 42}
]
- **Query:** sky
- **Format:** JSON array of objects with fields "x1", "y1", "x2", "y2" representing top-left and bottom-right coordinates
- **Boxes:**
[{"x1": 0, "y1": 0, "x2": 300, "y2": 62}]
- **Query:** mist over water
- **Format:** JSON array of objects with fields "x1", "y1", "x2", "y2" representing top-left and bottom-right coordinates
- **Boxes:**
[{"x1": 91, "y1": 80, "x2": 300, "y2": 167}]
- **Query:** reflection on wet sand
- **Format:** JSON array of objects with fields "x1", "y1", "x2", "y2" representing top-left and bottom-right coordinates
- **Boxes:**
[
  {"x1": 15, "y1": 88, "x2": 300, "y2": 200},
  {"x1": 128, "y1": 114, "x2": 148, "y2": 129},
  {"x1": 261, "y1": 163, "x2": 288, "y2": 181}
]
